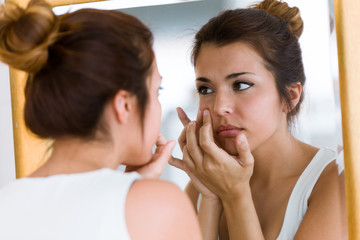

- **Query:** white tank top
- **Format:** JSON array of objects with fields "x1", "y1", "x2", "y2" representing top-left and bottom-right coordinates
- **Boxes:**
[
  {"x1": 0, "y1": 168, "x2": 140, "y2": 240},
  {"x1": 277, "y1": 148, "x2": 342, "y2": 240}
]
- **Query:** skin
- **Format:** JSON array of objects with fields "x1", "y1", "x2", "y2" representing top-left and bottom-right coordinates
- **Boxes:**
[
  {"x1": 28, "y1": 59, "x2": 202, "y2": 240},
  {"x1": 170, "y1": 42, "x2": 347, "y2": 239}
]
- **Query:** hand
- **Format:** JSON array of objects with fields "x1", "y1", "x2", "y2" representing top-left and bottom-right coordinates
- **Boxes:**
[
  {"x1": 125, "y1": 134, "x2": 175, "y2": 178},
  {"x1": 169, "y1": 107, "x2": 218, "y2": 200},
  {"x1": 184, "y1": 109, "x2": 254, "y2": 201},
  {"x1": 177, "y1": 107, "x2": 202, "y2": 152},
  {"x1": 169, "y1": 156, "x2": 218, "y2": 200}
]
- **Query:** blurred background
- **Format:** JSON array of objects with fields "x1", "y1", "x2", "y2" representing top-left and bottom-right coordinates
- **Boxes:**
[{"x1": 0, "y1": 0, "x2": 340, "y2": 189}]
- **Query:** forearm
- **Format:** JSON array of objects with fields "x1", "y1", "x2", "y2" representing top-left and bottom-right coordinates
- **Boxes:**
[
  {"x1": 185, "y1": 181, "x2": 200, "y2": 213},
  {"x1": 198, "y1": 196, "x2": 222, "y2": 240},
  {"x1": 221, "y1": 187, "x2": 264, "y2": 240}
]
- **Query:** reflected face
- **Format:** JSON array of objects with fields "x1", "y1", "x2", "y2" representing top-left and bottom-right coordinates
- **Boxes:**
[
  {"x1": 195, "y1": 42, "x2": 286, "y2": 155},
  {"x1": 142, "y1": 59, "x2": 162, "y2": 161}
]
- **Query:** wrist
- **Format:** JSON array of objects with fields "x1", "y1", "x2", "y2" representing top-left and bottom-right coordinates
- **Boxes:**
[
  {"x1": 220, "y1": 183, "x2": 252, "y2": 206},
  {"x1": 201, "y1": 194, "x2": 221, "y2": 205}
]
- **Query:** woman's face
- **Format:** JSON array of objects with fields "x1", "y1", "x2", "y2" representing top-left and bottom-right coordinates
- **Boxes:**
[
  {"x1": 195, "y1": 42, "x2": 287, "y2": 155},
  {"x1": 119, "y1": 59, "x2": 162, "y2": 166},
  {"x1": 142, "y1": 59, "x2": 163, "y2": 160}
]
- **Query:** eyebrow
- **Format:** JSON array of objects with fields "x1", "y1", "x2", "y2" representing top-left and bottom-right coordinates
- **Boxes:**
[
  {"x1": 196, "y1": 72, "x2": 252, "y2": 82},
  {"x1": 226, "y1": 72, "x2": 252, "y2": 80}
]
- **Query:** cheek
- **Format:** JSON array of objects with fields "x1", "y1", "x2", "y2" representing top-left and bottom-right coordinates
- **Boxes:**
[
  {"x1": 198, "y1": 98, "x2": 213, "y2": 113},
  {"x1": 155, "y1": 101, "x2": 161, "y2": 128},
  {"x1": 242, "y1": 96, "x2": 283, "y2": 139},
  {"x1": 145, "y1": 99, "x2": 161, "y2": 141},
  {"x1": 198, "y1": 99, "x2": 216, "y2": 125},
  {"x1": 242, "y1": 91, "x2": 282, "y2": 116},
  {"x1": 151, "y1": 100, "x2": 162, "y2": 142}
]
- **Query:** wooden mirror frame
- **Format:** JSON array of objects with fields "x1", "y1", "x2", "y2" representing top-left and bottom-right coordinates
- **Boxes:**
[
  {"x1": 6, "y1": 0, "x2": 360, "y2": 238},
  {"x1": 334, "y1": 0, "x2": 360, "y2": 238}
]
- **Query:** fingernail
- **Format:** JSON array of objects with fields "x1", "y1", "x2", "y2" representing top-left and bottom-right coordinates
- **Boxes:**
[
  {"x1": 169, "y1": 141, "x2": 176, "y2": 148},
  {"x1": 238, "y1": 134, "x2": 246, "y2": 143},
  {"x1": 189, "y1": 121, "x2": 196, "y2": 126},
  {"x1": 204, "y1": 110, "x2": 209, "y2": 116}
]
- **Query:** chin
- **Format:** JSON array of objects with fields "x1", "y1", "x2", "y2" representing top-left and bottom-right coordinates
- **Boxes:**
[
  {"x1": 224, "y1": 146, "x2": 239, "y2": 156},
  {"x1": 131, "y1": 151, "x2": 152, "y2": 166},
  {"x1": 142, "y1": 153, "x2": 153, "y2": 164},
  {"x1": 216, "y1": 138, "x2": 239, "y2": 156}
]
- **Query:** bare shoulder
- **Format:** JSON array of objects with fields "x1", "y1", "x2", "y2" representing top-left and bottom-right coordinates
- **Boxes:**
[
  {"x1": 126, "y1": 179, "x2": 201, "y2": 240},
  {"x1": 309, "y1": 159, "x2": 345, "y2": 205},
  {"x1": 295, "y1": 160, "x2": 348, "y2": 239}
]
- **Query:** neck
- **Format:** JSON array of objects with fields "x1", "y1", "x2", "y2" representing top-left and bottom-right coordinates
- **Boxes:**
[
  {"x1": 28, "y1": 137, "x2": 124, "y2": 177},
  {"x1": 251, "y1": 124, "x2": 317, "y2": 184}
]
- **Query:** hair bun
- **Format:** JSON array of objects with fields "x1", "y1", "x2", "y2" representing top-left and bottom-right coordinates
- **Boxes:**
[
  {"x1": 252, "y1": 0, "x2": 303, "y2": 38},
  {"x1": 0, "y1": 0, "x2": 58, "y2": 73}
]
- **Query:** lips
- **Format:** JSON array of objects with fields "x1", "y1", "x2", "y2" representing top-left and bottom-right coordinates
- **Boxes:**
[{"x1": 216, "y1": 125, "x2": 243, "y2": 137}]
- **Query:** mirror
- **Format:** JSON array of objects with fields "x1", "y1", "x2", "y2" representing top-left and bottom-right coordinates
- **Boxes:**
[
  {"x1": 115, "y1": 0, "x2": 343, "y2": 189},
  {"x1": 1, "y1": 0, "x2": 359, "y2": 237}
]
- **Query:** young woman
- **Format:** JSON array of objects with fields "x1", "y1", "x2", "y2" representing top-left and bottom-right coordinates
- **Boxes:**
[
  {"x1": 0, "y1": 1, "x2": 201, "y2": 239},
  {"x1": 170, "y1": 0, "x2": 347, "y2": 239}
]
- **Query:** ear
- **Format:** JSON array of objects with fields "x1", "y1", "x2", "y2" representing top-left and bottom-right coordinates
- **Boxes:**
[
  {"x1": 284, "y1": 82, "x2": 302, "y2": 113},
  {"x1": 112, "y1": 90, "x2": 134, "y2": 124}
]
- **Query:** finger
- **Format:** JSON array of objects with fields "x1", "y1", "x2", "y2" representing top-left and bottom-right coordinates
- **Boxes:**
[
  {"x1": 155, "y1": 140, "x2": 176, "y2": 164},
  {"x1": 168, "y1": 156, "x2": 186, "y2": 170},
  {"x1": 169, "y1": 156, "x2": 192, "y2": 175},
  {"x1": 202, "y1": 109, "x2": 214, "y2": 141},
  {"x1": 195, "y1": 109, "x2": 202, "y2": 140},
  {"x1": 235, "y1": 134, "x2": 254, "y2": 167},
  {"x1": 176, "y1": 107, "x2": 191, "y2": 127},
  {"x1": 183, "y1": 145, "x2": 196, "y2": 172},
  {"x1": 156, "y1": 133, "x2": 167, "y2": 146},
  {"x1": 186, "y1": 121, "x2": 203, "y2": 168},
  {"x1": 195, "y1": 108, "x2": 202, "y2": 125},
  {"x1": 199, "y1": 110, "x2": 217, "y2": 154},
  {"x1": 145, "y1": 140, "x2": 176, "y2": 178},
  {"x1": 178, "y1": 127, "x2": 187, "y2": 151},
  {"x1": 154, "y1": 133, "x2": 167, "y2": 154}
]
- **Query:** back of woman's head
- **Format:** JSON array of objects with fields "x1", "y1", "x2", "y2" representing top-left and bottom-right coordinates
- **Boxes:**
[
  {"x1": 192, "y1": 0, "x2": 305, "y2": 124},
  {"x1": 0, "y1": 0, "x2": 154, "y2": 139}
]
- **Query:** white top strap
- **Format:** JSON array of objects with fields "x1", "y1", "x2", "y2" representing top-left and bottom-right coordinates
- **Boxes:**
[{"x1": 276, "y1": 148, "x2": 336, "y2": 240}]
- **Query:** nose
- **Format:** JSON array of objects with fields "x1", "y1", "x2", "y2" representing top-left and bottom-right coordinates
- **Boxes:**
[{"x1": 213, "y1": 91, "x2": 234, "y2": 116}]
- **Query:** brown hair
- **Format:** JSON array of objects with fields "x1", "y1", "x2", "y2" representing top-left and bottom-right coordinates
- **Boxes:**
[
  {"x1": 192, "y1": 0, "x2": 304, "y2": 124},
  {"x1": 0, "y1": 0, "x2": 154, "y2": 139}
]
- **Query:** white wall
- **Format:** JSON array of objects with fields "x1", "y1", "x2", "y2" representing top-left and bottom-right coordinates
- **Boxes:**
[{"x1": 0, "y1": 62, "x2": 15, "y2": 187}]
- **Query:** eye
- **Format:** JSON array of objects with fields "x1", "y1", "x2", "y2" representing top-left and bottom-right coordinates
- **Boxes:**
[
  {"x1": 158, "y1": 86, "x2": 163, "y2": 95},
  {"x1": 197, "y1": 86, "x2": 214, "y2": 95},
  {"x1": 233, "y1": 81, "x2": 254, "y2": 91}
]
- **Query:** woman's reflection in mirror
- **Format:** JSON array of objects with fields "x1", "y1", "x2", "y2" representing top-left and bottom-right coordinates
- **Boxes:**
[{"x1": 170, "y1": 0, "x2": 347, "y2": 239}]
